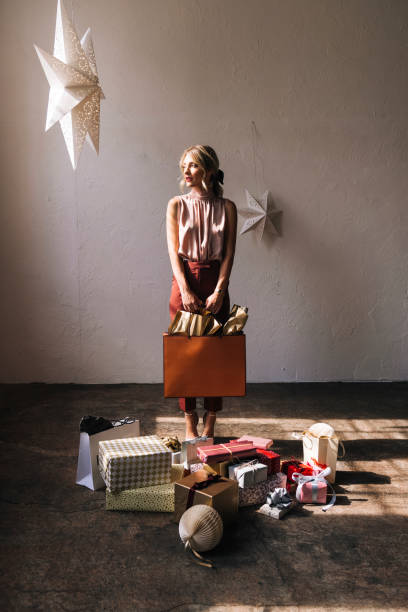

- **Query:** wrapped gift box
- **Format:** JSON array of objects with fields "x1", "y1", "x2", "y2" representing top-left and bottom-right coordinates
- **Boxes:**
[
  {"x1": 174, "y1": 470, "x2": 238, "y2": 524},
  {"x1": 296, "y1": 479, "x2": 327, "y2": 504},
  {"x1": 190, "y1": 462, "x2": 205, "y2": 473},
  {"x1": 281, "y1": 460, "x2": 313, "y2": 488},
  {"x1": 211, "y1": 460, "x2": 232, "y2": 477},
  {"x1": 257, "y1": 500, "x2": 297, "y2": 520},
  {"x1": 197, "y1": 441, "x2": 255, "y2": 463},
  {"x1": 106, "y1": 464, "x2": 185, "y2": 512},
  {"x1": 228, "y1": 461, "x2": 267, "y2": 488},
  {"x1": 171, "y1": 452, "x2": 182, "y2": 465},
  {"x1": 256, "y1": 449, "x2": 280, "y2": 475},
  {"x1": 234, "y1": 435, "x2": 273, "y2": 450},
  {"x1": 99, "y1": 435, "x2": 172, "y2": 492},
  {"x1": 239, "y1": 472, "x2": 287, "y2": 507}
]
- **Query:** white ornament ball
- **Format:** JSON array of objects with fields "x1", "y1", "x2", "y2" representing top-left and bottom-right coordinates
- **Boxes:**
[{"x1": 179, "y1": 505, "x2": 223, "y2": 552}]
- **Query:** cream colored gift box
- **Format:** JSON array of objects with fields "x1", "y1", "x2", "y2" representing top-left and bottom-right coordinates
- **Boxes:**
[
  {"x1": 106, "y1": 464, "x2": 184, "y2": 511},
  {"x1": 99, "y1": 435, "x2": 172, "y2": 492}
]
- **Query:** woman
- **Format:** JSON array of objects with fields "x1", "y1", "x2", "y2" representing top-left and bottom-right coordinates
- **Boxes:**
[{"x1": 166, "y1": 145, "x2": 237, "y2": 440}]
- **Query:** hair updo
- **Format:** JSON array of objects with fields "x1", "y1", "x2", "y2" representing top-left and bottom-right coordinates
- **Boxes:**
[{"x1": 179, "y1": 145, "x2": 224, "y2": 197}]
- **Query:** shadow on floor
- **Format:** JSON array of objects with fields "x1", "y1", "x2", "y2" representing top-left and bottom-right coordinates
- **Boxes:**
[{"x1": 0, "y1": 383, "x2": 407, "y2": 610}]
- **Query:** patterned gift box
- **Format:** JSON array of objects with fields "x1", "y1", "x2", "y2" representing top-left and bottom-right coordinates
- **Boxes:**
[
  {"x1": 106, "y1": 464, "x2": 184, "y2": 512},
  {"x1": 228, "y1": 461, "x2": 267, "y2": 488},
  {"x1": 174, "y1": 471, "x2": 238, "y2": 524},
  {"x1": 197, "y1": 441, "x2": 255, "y2": 463},
  {"x1": 257, "y1": 500, "x2": 297, "y2": 520},
  {"x1": 239, "y1": 472, "x2": 287, "y2": 507},
  {"x1": 99, "y1": 435, "x2": 172, "y2": 492},
  {"x1": 256, "y1": 449, "x2": 281, "y2": 475}
]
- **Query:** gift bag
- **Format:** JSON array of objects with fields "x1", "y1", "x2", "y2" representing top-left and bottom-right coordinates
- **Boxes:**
[
  {"x1": 293, "y1": 422, "x2": 345, "y2": 484},
  {"x1": 163, "y1": 333, "x2": 246, "y2": 397},
  {"x1": 76, "y1": 417, "x2": 140, "y2": 490}
]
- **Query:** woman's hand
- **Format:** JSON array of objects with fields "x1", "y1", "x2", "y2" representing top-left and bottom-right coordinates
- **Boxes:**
[
  {"x1": 205, "y1": 292, "x2": 224, "y2": 315},
  {"x1": 181, "y1": 288, "x2": 202, "y2": 313}
]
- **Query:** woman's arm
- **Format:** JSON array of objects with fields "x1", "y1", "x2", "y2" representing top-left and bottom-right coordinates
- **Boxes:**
[
  {"x1": 166, "y1": 197, "x2": 202, "y2": 313},
  {"x1": 205, "y1": 199, "x2": 237, "y2": 314}
]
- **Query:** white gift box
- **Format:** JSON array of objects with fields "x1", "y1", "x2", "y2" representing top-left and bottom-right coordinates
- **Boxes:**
[{"x1": 228, "y1": 461, "x2": 268, "y2": 488}]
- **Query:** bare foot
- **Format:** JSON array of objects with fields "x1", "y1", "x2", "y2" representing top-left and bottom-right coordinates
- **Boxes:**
[
  {"x1": 202, "y1": 411, "x2": 217, "y2": 438},
  {"x1": 185, "y1": 411, "x2": 199, "y2": 439}
]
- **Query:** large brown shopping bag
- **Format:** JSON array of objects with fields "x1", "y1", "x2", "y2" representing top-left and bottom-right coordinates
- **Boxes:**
[{"x1": 163, "y1": 333, "x2": 246, "y2": 397}]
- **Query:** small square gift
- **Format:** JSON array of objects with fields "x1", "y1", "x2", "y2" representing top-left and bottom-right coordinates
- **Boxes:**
[
  {"x1": 256, "y1": 449, "x2": 280, "y2": 475},
  {"x1": 239, "y1": 472, "x2": 287, "y2": 507},
  {"x1": 174, "y1": 470, "x2": 238, "y2": 524},
  {"x1": 106, "y1": 464, "x2": 185, "y2": 512},
  {"x1": 197, "y1": 441, "x2": 255, "y2": 463},
  {"x1": 234, "y1": 435, "x2": 273, "y2": 450},
  {"x1": 292, "y1": 467, "x2": 336, "y2": 511},
  {"x1": 228, "y1": 460, "x2": 267, "y2": 488},
  {"x1": 257, "y1": 487, "x2": 297, "y2": 520},
  {"x1": 99, "y1": 435, "x2": 172, "y2": 492},
  {"x1": 281, "y1": 459, "x2": 314, "y2": 490}
]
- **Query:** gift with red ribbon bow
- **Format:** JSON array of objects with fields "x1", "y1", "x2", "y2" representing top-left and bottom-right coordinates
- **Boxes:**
[{"x1": 174, "y1": 470, "x2": 238, "y2": 524}]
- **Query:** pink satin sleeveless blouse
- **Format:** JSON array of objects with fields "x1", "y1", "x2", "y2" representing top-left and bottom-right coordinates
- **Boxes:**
[{"x1": 177, "y1": 193, "x2": 226, "y2": 262}]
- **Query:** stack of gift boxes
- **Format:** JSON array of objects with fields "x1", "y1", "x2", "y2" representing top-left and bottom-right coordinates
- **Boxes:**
[
  {"x1": 93, "y1": 427, "x2": 338, "y2": 522},
  {"x1": 96, "y1": 432, "x2": 312, "y2": 522}
]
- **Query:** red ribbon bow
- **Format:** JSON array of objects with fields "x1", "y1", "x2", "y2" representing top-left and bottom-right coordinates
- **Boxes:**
[{"x1": 186, "y1": 474, "x2": 221, "y2": 509}]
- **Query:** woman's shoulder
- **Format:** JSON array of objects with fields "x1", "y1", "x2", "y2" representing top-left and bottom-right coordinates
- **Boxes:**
[
  {"x1": 167, "y1": 194, "x2": 183, "y2": 209},
  {"x1": 222, "y1": 197, "x2": 237, "y2": 214}
]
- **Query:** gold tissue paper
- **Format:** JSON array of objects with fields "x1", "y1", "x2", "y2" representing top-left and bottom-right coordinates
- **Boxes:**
[
  {"x1": 223, "y1": 305, "x2": 248, "y2": 335},
  {"x1": 168, "y1": 309, "x2": 221, "y2": 337}
]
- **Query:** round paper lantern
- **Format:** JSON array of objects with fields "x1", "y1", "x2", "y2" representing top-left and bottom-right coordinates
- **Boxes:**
[{"x1": 179, "y1": 505, "x2": 223, "y2": 552}]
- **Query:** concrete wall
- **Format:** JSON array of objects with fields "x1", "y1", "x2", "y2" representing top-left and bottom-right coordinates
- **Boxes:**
[{"x1": 1, "y1": 0, "x2": 407, "y2": 383}]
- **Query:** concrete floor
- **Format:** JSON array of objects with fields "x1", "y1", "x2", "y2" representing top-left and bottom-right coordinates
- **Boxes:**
[{"x1": 0, "y1": 382, "x2": 407, "y2": 612}]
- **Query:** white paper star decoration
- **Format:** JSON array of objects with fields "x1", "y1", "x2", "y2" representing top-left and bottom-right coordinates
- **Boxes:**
[
  {"x1": 34, "y1": 0, "x2": 104, "y2": 169},
  {"x1": 239, "y1": 190, "x2": 281, "y2": 241}
]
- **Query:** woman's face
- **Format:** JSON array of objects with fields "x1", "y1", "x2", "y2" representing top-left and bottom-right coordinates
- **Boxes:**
[{"x1": 182, "y1": 152, "x2": 206, "y2": 189}]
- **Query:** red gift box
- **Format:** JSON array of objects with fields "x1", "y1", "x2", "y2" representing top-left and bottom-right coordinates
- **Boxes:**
[
  {"x1": 281, "y1": 460, "x2": 313, "y2": 487},
  {"x1": 256, "y1": 449, "x2": 280, "y2": 475},
  {"x1": 197, "y1": 441, "x2": 255, "y2": 463}
]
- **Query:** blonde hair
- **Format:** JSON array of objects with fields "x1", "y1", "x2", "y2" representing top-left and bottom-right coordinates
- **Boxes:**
[{"x1": 179, "y1": 145, "x2": 224, "y2": 197}]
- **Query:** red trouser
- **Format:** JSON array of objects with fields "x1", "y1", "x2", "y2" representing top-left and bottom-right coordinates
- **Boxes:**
[{"x1": 169, "y1": 260, "x2": 230, "y2": 414}]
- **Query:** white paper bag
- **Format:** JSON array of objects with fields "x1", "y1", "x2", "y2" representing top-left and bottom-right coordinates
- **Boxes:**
[
  {"x1": 299, "y1": 422, "x2": 344, "y2": 484},
  {"x1": 76, "y1": 419, "x2": 140, "y2": 490}
]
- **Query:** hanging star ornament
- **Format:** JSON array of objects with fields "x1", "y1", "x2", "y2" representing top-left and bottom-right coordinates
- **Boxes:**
[
  {"x1": 239, "y1": 190, "x2": 281, "y2": 241},
  {"x1": 34, "y1": 0, "x2": 104, "y2": 169}
]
